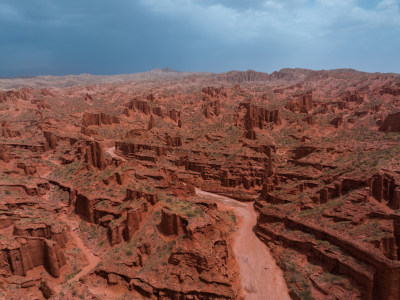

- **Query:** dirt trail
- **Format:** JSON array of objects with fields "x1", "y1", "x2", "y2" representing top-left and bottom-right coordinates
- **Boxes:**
[
  {"x1": 55, "y1": 216, "x2": 100, "y2": 292},
  {"x1": 196, "y1": 189, "x2": 290, "y2": 300},
  {"x1": 105, "y1": 146, "x2": 126, "y2": 161}
]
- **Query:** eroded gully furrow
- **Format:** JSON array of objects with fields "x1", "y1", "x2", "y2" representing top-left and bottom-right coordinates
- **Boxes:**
[
  {"x1": 54, "y1": 215, "x2": 100, "y2": 293},
  {"x1": 196, "y1": 189, "x2": 290, "y2": 300}
]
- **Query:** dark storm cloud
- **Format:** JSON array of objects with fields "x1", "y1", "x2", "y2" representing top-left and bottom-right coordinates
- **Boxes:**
[
  {"x1": 0, "y1": 0, "x2": 204, "y2": 76},
  {"x1": 0, "y1": 0, "x2": 399, "y2": 76}
]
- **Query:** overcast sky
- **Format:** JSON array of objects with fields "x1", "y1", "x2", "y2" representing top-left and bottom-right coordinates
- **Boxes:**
[{"x1": 0, "y1": 0, "x2": 399, "y2": 77}]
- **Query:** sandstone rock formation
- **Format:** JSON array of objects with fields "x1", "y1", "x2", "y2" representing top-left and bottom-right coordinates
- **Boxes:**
[
  {"x1": 380, "y1": 85, "x2": 400, "y2": 97},
  {"x1": 148, "y1": 115, "x2": 155, "y2": 130},
  {"x1": 2, "y1": 68, "x2": 400, "y2": 299},
  {"x1": 0, "y1": 145, "x2": 10, "y2": 163},
  {"x1": 0, "y1": 237, "x2": 66, "y2": 278},
  {"x1": 239, "y1": 102, "x2": 281, "y2": 129},
  {"x1": 84, "y1": 93, "x2": 93, "y2": 102},
  {"x1": 166, "y1": 109, "x2": 181, "y2": 122},
  {"x1": 44, "y1": 131, "x2": 58, "y2": 150},
  {"x1": 128, "y1": 100, "x2": 151, "y2": 114},
  {"x1": 285, "y1": 93, "x2": 313, "y2": 112},
  {"x1": 85, "y1": 141, "x2": 106, "y2": 170},
  {"x1": 82, "y1": 113, "x2": 120, "y2": 127},
  {"x1": 0, "y1": 121, "x2": 21, "y2": 138},
  {"x1": 158, "y1": 209, "x2": 188, "y2": 236},
  {"x1": 380, "y1": 112, "x2": 400, "y2": 132}
]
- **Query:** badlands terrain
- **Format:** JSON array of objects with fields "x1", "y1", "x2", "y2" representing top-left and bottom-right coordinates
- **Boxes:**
[{"x1": 0, "y1": 68, "x2": 400, "y2": 299}]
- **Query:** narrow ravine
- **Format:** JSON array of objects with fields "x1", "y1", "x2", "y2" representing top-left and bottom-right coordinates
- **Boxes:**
[
  {"x1": 196, "y1": 189, "x2": 290, "y2": 300},
  {"x1": 55, "y1": 215, "x2": 100, "y2": 292}
]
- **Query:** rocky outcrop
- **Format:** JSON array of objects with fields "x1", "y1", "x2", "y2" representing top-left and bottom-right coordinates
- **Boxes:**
[
  {"x1": 1, "y1": 142, "x2": 45, "y2": 153},
  {"x1": 39, "y1": 88, "x2": 53, "y2": 97},
  {"x1": 256, "y1": 208, "x2": 400, "y2": 300},
  {"x1": 369, "y1": 172, "x2": 399, "y2": 209},
  {"x1": 202, "y1": 87, "x2": 227, "y2": 98},
  {"x1": 380, "y1": 86, "x2": 400, "y2": 97},
  {"x1": 285, "y1": 93, "x2": 313, "y2": 112},
  {"x1": 158, "y1": 209, "x2": 188, "y2": 236},
  {"x1": 84, "y1": 93, "x2": 93, "y2": 102},
  {"x1": 221, "y1": 70, "x2": 270, "y2": 83},
  {"x1": 106, "y1": 189, "x2": 158, "y2": 245},
  {"x1": 0, "y1": 89, "x2": 33, "y2": 103},
  {"x1": 166, "y1": 109, "x2": 181, "y2": 122},
  {"x1": 40, "y1": 281, "x2": 55, "y2": 299},
  {"x1": 94, "y1": 204, "x2": 240, "y2": 299},
  {"x1": 81, "y1": 126, "x2": 97, "y2": 136},
  {"x1": 203, "y1": 100, "x2": 221, "y2": 118},
  {"x1": 379, "y1": 112, "x2": 400, "y2": 132},
  {"x1": 73, "y1": 193, "x2": 97, "y2": 223},
  {"x1": 82, "y1": 113, "x2": 120, "y2": 127},
  {"x1": 128, "y1": 100, "x2": 151, "y2": 114},
  {"x1": 148, "y1": 115, "x2": 155, "y2": 130},
  {"x1": 0, "y1": 237, "x2": 66, "y2": 278},
  {"x1": 337, "y1": 101, "x2": 349, "y2": 110},
  {"x1": 330, "y1": 116, "x2": 343, "y2": 128},
  {"x1": 299, "y1": 93, "x2": 313, "y2": 111},
  {"x1": 293, "y1": 145, "x2": 318, "y2": 159},
  {"x1": 123, "y1": 107, "x2": 130, "y2": 117},
  {"x1": 124, "y1": 208, "x2": 143, "y2": 241},
  {"x1": 102, "y1": 172, "x2": 125, "y2": 186},
  {"x1": 44, "y1": 131, "x2": 58, "y2": 150},
  {"x1": 239, "y1": 102, "x2": 281, "y2": 129},
  {"x1": 85, "y1": 141, "x2": 106, "y2": 170},
  {"x1": 105, "y1": 192, "x2": 158, "y2": 245},
  {"x1": 61, "y1": 183, "x2": 158, "y2": 245},
  {"x1": 390, "y1": 188, "x2": 400, "y2": 210},
  {"x1": 107, "y1": 219, "x2": 126, "y2": 246},
  {"x1": 166, "y1": 134, "x2": 182, "y2": 147},
  {"x1": 178, "y1": 150, "x2": 267, "y2": 197},
  {"x1": 303, "y1": 115, "x2": 315, "y2": 125},
  {"x1": 0, "y1": 182, "x2": 49, "y2": 197},
  {"x1": 125, "y1": 188, "x2": 159, "y2": 205},
  {"x1": 263, "y1": 169, "x2": 399, "y2": 208},
  {"x1": 245, "y1": 129, "x2": 257, "y2": 140},
  {"x1": 152, "y1": 106, "x2": 164, "y2": 117},
  {"x1": 13, "y1": 222, "x2": 68, "y2": 248},
  {"x1": 285, "y1": 100, "x2": 297, "y2": 112},
  {"x1": 248, "y1": 144, "x2": 276, "y2": 158},
  {"x1": 115, "y1": 141, "x2": 168, "y2": 157},
  {"x1": 0, "y1": 121, "x2": 21, "y2": 138},
  {"x1": 167, "y1": 109, "x2": 181, "y2": 122},
  {"x1": 0, "y1": 144, "x2": 10, "y2": 163},
  {"x1": 146, "y1": 94, "x2": 155, "y2": 101},
  {"x1": 343, "y1": 92, "x2": 364, "y2": 103},
  {"x1": 31, "y1": 99, "x2": 50, "y2": 110},
  {"x1": 17, "y1": 163, "x2": 37, "y2": 175}
]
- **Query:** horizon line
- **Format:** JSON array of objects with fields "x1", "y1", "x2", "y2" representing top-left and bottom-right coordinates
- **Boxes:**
[{"x1": 1, "y1": 67, "x2": 400, "y2": 80}]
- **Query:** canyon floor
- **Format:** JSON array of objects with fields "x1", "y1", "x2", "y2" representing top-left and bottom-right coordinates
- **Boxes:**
[
  {"x1": 196, "y1": 190, "x2": 290, "y2": 300},
  {"x1": 0, "y1": 68, "x2": 400, "y2": 299}
]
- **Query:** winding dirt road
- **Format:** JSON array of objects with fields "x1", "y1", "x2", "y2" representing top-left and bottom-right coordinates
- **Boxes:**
[
  {"x1": 55, "y1": 215, "x2": 100, "y2": 292},
  {"x1": 196, "y1": 189, "x2": 290, "y2": 300}
]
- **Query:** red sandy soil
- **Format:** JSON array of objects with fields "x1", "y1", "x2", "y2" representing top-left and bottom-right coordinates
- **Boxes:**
[
  {"x1": 196, "y1": 189, "x2": 290, "y2": 300},
  {"x1": 55, "y1": 215, "x2": 100, "y2": 291}
]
